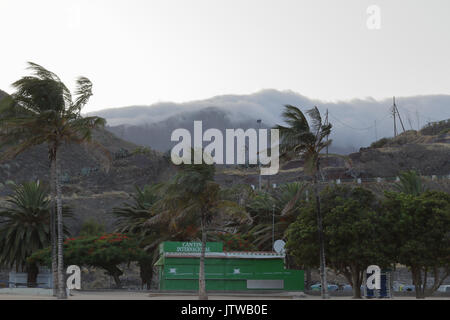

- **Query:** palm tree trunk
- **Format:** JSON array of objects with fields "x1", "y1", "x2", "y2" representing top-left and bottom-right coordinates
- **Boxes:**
[
  {"x1": 26, "y1": 263, "x2": 39, "y2": 288},
  {"x1": 106, "y1": 266, "x2": 123, "y2": 288},
  {"x1": 305, "y1": 268, "x2": 312, "y2": 291},
  {"x1": 198, "y1": 214, "x2": 208, "y2": 300},
  {"x1": 55, "y1": 152, "x2": 67, "y2": 299},
  {"x1": 139, "y1": 259, "x2": 153, "y2": 290},
  {"x1": 351, "y1": 267, "x2": 362, "y2": 299},
  {"x1": 313, "y1": 175, "x2": 329, "y2": 299},
  {"x1": 412, "y1": 267, "x2": 425, "y2": 299},
  {"x1": 50, "y1": 156, "x2": 58, "y2": 296}
]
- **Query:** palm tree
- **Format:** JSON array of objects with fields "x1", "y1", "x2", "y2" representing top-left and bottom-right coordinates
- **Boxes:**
[
  {"x1": 112, "y1": 185, "x2": 160, "y2": 235},
  {"x1": 0, "y1": 62, "x2": 108, "y2": 298},
  {"x1": 242, "y1": 182, "x2": 306, "y2": 251},
  {"x1": 394, "y1": 170, "x2": 427, "y2": 196},
  {"x1": 111, "y1": 184, "x2": 162, "y2": 289},
  {"x1": 275, "y1": 105, "x2": 332, "y2": 299},
  {"x1": 147, "y1": 153, "x2": 247, "y2": 300},
  {"x1": 0, "y1": 181, "x2": 71, "y2": 287},
  {"x1": 112, "y1": 183, "x2": 219, "y2": 290}
]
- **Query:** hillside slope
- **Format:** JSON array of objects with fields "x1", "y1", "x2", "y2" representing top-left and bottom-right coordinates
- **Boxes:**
[
  {"x1": 350, "y1": 129, "x2": 450, "y2": 178},
  {"x1": 214, "y1": 126, "x2": 450, "y2": 189},
  {"x1": 0, "y1": 127, "x2": 172, "y2": 233}
]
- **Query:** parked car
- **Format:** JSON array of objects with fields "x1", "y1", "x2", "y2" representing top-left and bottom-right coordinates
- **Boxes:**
[
  {"x1": 311, "y1": 283, "x2": 339, "y2": 291},
  {"x1": 401, "y1": 285, "x2": 415, "y2": 292},
  {"x1": 437, "y1": 285, "x2": 450, "y2": 293},
  {"x1": 342, "y1": 284, "x2": 353, "y2": 292},
  {"x1": 342, "y1": 284, "x2": 365, "y2": 293},
  {"x1": 392, "y1": 281, "x2": 403, "y2": 292}
]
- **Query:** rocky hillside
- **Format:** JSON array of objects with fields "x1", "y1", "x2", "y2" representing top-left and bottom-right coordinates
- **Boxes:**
[
  {"x1": 0, "y1": 128, "x2": 174, "y2": 234},
  {"x1": 350, "y1": 129, "x2": 450, "y2": 178},
  {"x1": 214, "y1": 126, "x2": 450, "y2": 190},
  {"x1": 0, "y1": 89, "x2": 176, "y2": 233}
]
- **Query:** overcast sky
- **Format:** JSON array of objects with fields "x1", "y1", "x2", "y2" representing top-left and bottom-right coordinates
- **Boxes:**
[{"x1": 1, "y1": 0, "x2": 449, "y2": 112}]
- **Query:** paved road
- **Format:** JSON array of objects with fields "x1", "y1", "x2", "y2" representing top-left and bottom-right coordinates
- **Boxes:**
[{"x1": 0, "y1": 291, "x2": 449, "y2": 300}]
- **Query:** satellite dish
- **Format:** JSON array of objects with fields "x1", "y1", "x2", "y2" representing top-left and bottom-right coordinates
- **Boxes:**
[{"x1": 273, "y1": 240, "x2": 286, "y2": 254}]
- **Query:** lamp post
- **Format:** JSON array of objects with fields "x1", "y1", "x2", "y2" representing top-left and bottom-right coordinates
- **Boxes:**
[
  {"x1": 257, "y1": 119, "x2": 262, "y2": 190},
  {"x1": 272, "y1": 204, "x2": 275, "y2": 251}
]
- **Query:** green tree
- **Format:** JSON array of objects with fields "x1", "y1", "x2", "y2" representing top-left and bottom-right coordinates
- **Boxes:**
[
  {"x1": 0, "y1": 62, "x2": 108, "y2": 298},
  {"x1": 381, "y1": 191, "x2": 450, "y2": 298},
  {"x1": 243, "y1": 182, "x2": 306, "y2": 251},
  {"x1": 394, "y1": 170, "x2": 427, "y2": 196},
  {"x1": 112, "y1": 185, "x2": 160, "y2": 235},
  {"x1": 286, "y1": 186, "x2": 386, "y2": 298},
  {"x1": 112, "y1": 183, "x2": 214, "y2": 290},
  {"x1": 28, "y1": 233, "x2": 149, "y2": 288},
  {"x1": 211, "y1": 232, "x2": 257, "y2": 252},
  {"x1": 0, "y1": 181, "x2": 71, "y2": 286},
  {"x1": 111, "y1": 184, "x2": 162, "y2": 289},
  {"x1": 275, "y1": 105, "x2": 332, "y2": 298}
]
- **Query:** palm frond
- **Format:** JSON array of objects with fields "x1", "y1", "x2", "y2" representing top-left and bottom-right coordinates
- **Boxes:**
[
  {"x1": 71, "y1": 77, "x2": 93, "y2": 113},
  {"x1": 281, "y1": 182, "x2": 307, "y2": 216},
  {"x1": 306, "y1": 106, "x2": 322, "y2": 136},
  {"x1": 0, "y1": 181, "x2": 71, "y2": 269}
]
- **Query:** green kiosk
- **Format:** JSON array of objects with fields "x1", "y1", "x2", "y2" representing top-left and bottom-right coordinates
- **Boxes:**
[{"x1": 155, "y1": 241, "x2": 304, "y2": 292}]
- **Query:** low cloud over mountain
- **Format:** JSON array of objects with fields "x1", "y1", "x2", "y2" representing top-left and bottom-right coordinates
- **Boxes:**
[{"x1": 86, "y1": 89, "x2": 450, "y2": 154}]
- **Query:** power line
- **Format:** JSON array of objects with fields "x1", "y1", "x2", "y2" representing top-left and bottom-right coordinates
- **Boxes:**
[
  {"x1": 397, "y1": 104, "x2": 445, "y2": 124},
  {"x1": 328, "y1": 111, "x2": 391, "y2": 131},
  {"x1": 327, "y1": 103, "x2": 449, "y2": 134}
]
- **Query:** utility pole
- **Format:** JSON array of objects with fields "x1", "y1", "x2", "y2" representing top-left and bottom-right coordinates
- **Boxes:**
[
  {"x1": 325, "y1": 109, "x2": 329, "y2": 159},
  {"x1": 394, "y1": 97, "x2": 406, "y2": 133},
  {"x1": 257, "y1": 119, "x2": 262, "y2": 191},
  {"x1": 272, "y1": 204, "x2": 275, "y2": 251},
  {"x1": 392, "y1": 99, "x2": 397, "y2": 137},
  {"x1": 416, "y1": 110, "x2": 420, "y2": 131},
  {"x1": 391, "y1": 97, "x2": 406, "y2": 137},
  {"x1": 407, "y1": 115, "x2": 413, "y2": 131},
  {"x1": 375, "y1": 120, "x2": 378, "y2": 141}
]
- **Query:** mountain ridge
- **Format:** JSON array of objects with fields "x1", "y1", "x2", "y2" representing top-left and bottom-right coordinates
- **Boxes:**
[
  {"x1": 87, "y1": 89, "x2": 450, "y2": 154},
  {"x1": 1, "y1": 88, "x2": 449, "y2": 234}
]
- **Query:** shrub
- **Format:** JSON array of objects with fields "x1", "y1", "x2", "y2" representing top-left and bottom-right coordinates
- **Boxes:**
[
  {"x1": 214, "y1": 233, "x2": 257, "y2": 252},
  {"x1": 28, "y1": 233, "x2": 150, "y2": 287},
  {"x1": 370, "y1": 137, "x2": 390, "y2": 149}
]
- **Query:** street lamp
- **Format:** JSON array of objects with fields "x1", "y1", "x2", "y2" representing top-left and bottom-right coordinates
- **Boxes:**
[
  {"x1": 257, "y1": 119, "x2": 262, "y2": 190},
  {"x1": 272, "y1": 204, "x2": 275, "y2": 251}
]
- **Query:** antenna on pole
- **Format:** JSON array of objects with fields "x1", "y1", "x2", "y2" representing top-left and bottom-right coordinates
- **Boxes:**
[
  {"x1": 394, "y1": 97, "x2": 406, "y2": 134},
  {"x1": 392, "y1": 98, "x2": 397, "y2": 137}
]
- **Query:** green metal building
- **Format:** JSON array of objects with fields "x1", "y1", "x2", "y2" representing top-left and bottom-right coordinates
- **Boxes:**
[{"x1": 155, "y1": 242, "x2": 304, "y2": 291}]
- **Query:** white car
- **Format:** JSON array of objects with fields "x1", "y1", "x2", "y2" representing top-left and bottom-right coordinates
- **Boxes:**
[{"x1": 437, "y1": 285, "x2": 450, "y2": 293}]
